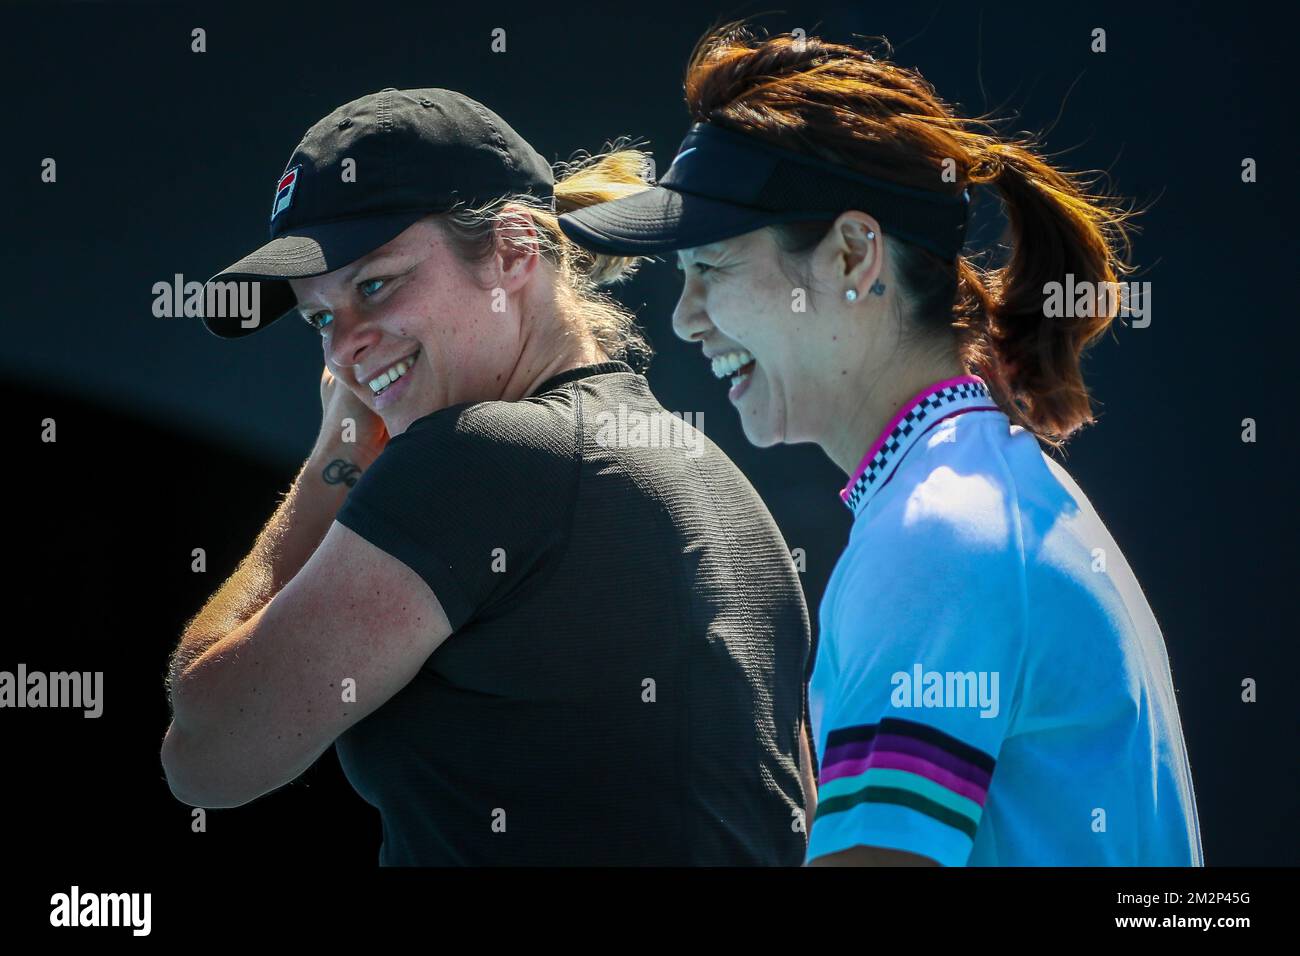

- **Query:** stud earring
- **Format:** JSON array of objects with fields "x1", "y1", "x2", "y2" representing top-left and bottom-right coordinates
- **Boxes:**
[{"x1": 846, "y1": 231, "x2": 877, "y2": 302}]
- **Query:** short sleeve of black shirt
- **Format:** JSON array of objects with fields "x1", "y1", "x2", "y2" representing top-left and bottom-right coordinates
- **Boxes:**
[{"x1": 333, "y1": 386, "x2": 577, "y2": 631}]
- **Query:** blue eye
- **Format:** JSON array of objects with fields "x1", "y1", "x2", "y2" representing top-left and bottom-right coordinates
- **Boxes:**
[
  {"x1": 305, "y1": 310, "x2": 334, "y2": 332},
  {"x1": 302, "y1": 276, "x2": 386, "y2": 332}
]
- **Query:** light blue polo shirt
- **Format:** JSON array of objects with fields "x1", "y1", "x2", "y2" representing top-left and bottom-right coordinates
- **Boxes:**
[{"x1": 806, "y1": 375, "x2": 1203, "y2": 866}]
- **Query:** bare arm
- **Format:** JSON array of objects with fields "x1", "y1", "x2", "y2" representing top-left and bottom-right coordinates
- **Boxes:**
[
  {"x1": 161, "y1": 512, "x2": 451, "y2": 807},
  {"x1": 164, "y1": 441, "x2": 373, "y2": 708},
  {"x1": 160, "y1": 361, "x2": 461, "y2": 807},
  {"x1": 160, "y1": 432, "x2": 453, "y2": 806},
  {"x1": 800, "y1": 717, "x2": 817, "y2": 827}
]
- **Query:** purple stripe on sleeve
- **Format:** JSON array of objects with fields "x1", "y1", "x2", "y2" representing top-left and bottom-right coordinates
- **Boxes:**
[
  {"x1": 822, "y1": 732, "x2": 993, "y2": 789},
  {"x1": 849, "y1": 751, "x2": 990, "y2": 804}
]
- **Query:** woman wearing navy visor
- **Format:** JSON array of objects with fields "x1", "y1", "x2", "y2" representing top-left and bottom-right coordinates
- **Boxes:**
[
  {"x1": 162, "y1": 87, "x2": 815, "y2": 865},
  {"x1": 559, "y1": 23, "x2": 1203, "y2": 866}
]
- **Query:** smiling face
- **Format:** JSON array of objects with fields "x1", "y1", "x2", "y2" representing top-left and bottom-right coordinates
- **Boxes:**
[
  {"x1": 289, "y1": 214, "x2": 541, "y2": 437},
  {"x1": 671, "y1": 214, "x2": 893, "y2": 450}
]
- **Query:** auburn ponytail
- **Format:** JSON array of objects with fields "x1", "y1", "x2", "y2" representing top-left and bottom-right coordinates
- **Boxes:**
[{"x1": 956, "y1": 138, "x2": 1140, "y2": 443}]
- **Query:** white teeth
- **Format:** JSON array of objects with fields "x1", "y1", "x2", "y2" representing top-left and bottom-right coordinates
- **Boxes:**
[
  {"x1": 369, "y1": 351, "x2": 419, "y2": 394},
  {"x1": 710, "y1": 349, "x2": 755, "y2": 380}
]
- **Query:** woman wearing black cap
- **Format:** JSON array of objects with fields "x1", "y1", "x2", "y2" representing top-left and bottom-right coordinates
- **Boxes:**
[
  {"x1": 161, "y1": 87, "x2": 815, "y2": 866},
  {"x1": 559, "y1": 24, "x2": 1203, "y2": 867}
]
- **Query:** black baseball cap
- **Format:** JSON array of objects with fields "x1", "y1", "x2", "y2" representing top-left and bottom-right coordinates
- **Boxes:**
[
  {"x1": 558, "y1": 121, "x2": 970, "y2": 261},
  {"x1": 203, "y1": 87, "x2": 555, "y2": 338}
]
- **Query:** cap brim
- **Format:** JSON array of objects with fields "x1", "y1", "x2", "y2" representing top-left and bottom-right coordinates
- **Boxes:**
[
  {"x1": 202, "y1": 209, "x2": 432, "y2": 338},
  {"x1": 558, "y1": 186, "x2": 794, "y2": 256}
]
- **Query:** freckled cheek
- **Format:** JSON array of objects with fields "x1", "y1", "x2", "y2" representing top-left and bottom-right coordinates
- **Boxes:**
[{"x1": 431, "y1": 306, "x2": 499, "y2": 386}]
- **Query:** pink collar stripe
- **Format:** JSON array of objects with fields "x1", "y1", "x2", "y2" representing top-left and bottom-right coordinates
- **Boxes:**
[
  {"x1": 840, "y1": 374, "x2": 992, "y2": 511},
  {"x1": 841, "y1": 375, "x2": 985, "y2": 495}
]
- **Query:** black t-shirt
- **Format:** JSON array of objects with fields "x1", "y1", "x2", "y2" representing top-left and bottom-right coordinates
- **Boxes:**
[{"x1": 333, "y1": 361, "x2": 811, "y2": 865}]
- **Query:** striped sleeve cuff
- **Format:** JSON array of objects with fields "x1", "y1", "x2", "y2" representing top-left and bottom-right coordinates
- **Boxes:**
[{"x1": 808, "y1": 716, "x2": 996, "y2": 865}]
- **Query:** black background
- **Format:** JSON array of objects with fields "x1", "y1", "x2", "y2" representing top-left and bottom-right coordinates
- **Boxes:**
[{"x1": 2, "y1": 0, "x2": 1296, "y2": 871}]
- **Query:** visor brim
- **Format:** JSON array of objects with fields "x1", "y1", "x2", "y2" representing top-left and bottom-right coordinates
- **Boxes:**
[{"x1": 558, "y1": 186, "x2": 820, "y2": 257}]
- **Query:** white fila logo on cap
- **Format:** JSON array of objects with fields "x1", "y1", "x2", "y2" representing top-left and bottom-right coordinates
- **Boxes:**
[{"x1": 271, "y1": 165, "x2": 302, "y2": 222}]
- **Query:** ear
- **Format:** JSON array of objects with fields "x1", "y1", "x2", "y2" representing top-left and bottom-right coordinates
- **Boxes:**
[
  {"x1": 492, "y1": 205, "x2": 542, "y2": 292},
  {"x1": 811, "y1": 210, "x2": 883, "y2": 300}
]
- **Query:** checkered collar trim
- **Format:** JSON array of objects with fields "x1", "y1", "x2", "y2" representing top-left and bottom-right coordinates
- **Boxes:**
[{"x1": 840, "y1": 375, "x2": 996, "y2": 517}]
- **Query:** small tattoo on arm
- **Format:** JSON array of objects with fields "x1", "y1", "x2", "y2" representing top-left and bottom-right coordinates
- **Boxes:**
[{"x1": 322, "y1": 458, "x2": 363, "y2": 487}]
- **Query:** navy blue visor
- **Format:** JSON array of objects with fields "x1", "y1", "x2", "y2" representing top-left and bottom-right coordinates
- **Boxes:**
[{"x1": 558, "y1": 121, "x2": 971, "y2": 260}]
